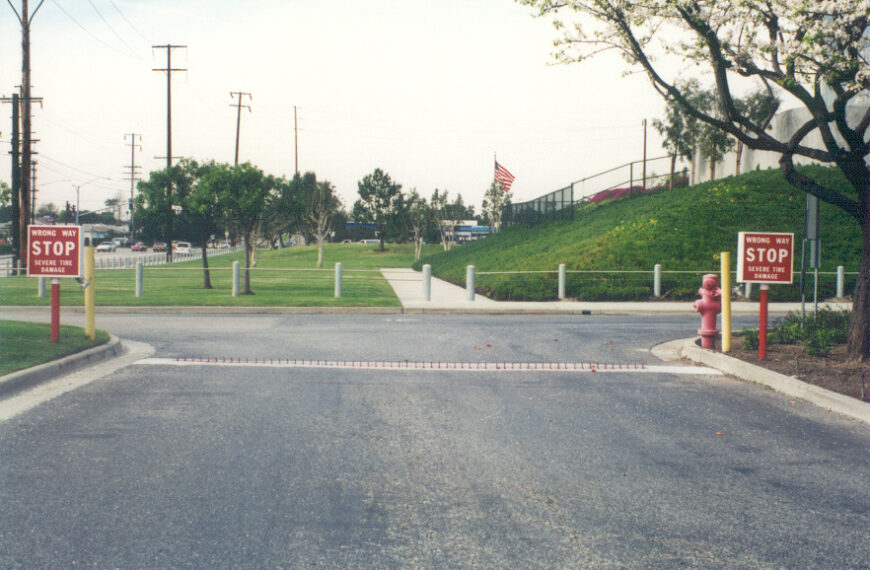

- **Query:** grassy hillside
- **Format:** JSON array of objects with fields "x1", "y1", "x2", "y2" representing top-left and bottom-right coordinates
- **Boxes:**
[{"x1": 416, "y1": 166, "x2": 862, "y2": 301}]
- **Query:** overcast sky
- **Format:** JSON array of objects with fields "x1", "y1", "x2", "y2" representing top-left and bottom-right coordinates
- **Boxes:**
[{"x1": 0, "y1": 0, "x2": 668, "y2": 215}]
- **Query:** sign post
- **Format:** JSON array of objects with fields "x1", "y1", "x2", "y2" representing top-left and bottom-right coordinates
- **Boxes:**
[
  {"x1": 737, "y1": 231, "x2": 794, "y2": 359},
  {"x1": 26, "y1": 225, "x2": 83, "y2": 343}
]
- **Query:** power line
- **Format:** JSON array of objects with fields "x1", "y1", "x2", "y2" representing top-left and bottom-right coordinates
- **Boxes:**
[
  {"x1": 86, "y1": 0, "x2": 148, "y2": 64},
  {"x1": 50, "y1": 0, "x2": 138, "y2": 61},
  {"x1": 108, "y1": 0, "x2": 151, "y2": 45}
]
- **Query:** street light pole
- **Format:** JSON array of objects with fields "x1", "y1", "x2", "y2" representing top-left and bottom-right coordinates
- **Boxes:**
[{"x1": 72, "y1": 176, "x2": 111, "y2": 226}]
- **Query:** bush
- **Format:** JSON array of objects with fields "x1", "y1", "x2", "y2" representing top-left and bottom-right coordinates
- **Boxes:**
[
  {"x1": 740, "y1": 328, "x2": 759, "y2": 350},
  {"x1": 805, "y1": 328, "x2": 836, "y2": 356},
  {"x1": 765, "y1": 309, "x2": 850, "y2": 356}
]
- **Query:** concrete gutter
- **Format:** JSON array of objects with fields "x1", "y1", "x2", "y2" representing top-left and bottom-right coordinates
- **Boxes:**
[
  {"x1": 0, "y1": 335, "x2": 123, "y2": 398},
  {"x1": 654, "y1": 337, "x2": 870, "y2": 426}
]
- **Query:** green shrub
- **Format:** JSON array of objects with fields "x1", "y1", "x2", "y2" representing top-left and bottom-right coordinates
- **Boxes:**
[
  {"x1": 740, "y1": 328, "x2": 760, "y2": 350},
  {"x1": 769, "y1": 313, "x2": 805, "y2": 344},
  {"x1": 765, "y1": 309, "x2": 849, "y2": 355},
  {"x1": 805, "y1": 328, "x2": 836, "y2": 356}
]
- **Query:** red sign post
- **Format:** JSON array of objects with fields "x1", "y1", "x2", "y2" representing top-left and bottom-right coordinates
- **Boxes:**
[
  {"x1": 737, "y1": 231, "x2": 794, "y2": 359},
  {"x1": 27, "y1": 225, "x2": 82, "y2": 343}
]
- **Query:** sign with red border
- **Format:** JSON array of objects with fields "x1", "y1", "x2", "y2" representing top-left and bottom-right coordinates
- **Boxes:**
[
  {"x1": 27, "y1": 225, "x2": 83, "y2": 278},
  {"x1": 736, "y1": 231, "x2": 794, "y2": 284}
]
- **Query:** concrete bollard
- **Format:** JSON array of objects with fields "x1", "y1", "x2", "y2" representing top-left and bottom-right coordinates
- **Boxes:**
[
  {"x1": 558, "y1": 264, "x2": 566, "y2": 300},
  {"x1": 466, "y1": 265, "x2": 475, "y2": 301},
  {"x1": 745, "y1": 282, "x2": 752, "y2": 299},
  {"x1": 654, "y1": 264, "x2": 662, "y2": 297},
  {"x1": 422, "y1": 264, "x2": 431, "y2": 301},
  {"x1": 837, "y1": 265, "x2": 845, "y2": 298},
  {"x1": 38, "y1": 276, "x2": 46, "y2": 298},
  {"x1": 135, "y1": 262, "x2": 143, "y2": 297},
  {"x1": 232, "y1": 261, "x2": 240, "y2": 297},
  {"x1": 335, "y1": 262, "x2": 342, "y2": 298}
]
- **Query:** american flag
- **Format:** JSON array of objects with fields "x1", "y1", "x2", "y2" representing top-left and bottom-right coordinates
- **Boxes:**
[{"x1": 494, "y1": 160, "x2": 515, "y2": 192}]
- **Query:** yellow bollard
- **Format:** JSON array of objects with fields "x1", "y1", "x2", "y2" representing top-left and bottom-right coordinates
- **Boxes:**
[
  {"x1": 721, "y1": 251, "x2": 731, "y2": 352},
  {"x1": 84, "y1": 242, "x2": 95, "y2": 340}
]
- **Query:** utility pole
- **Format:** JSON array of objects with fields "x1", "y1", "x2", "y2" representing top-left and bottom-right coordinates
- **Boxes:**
[
  {"x1": 230, "y1": 92, "x2": 251, "y2": 165},
  {"x1": 124, "y1": 133, "x2": 142, "y2": 240},
  {"x1": 152, "y1": 44, "x2": 186, "y2": 262},
  {"x1": 642, "y1": 118, "x2": 648, "y2": 189},
  {"x1": 7, "y1": 0, "x2": 45, "y2": 267},
  {"x1": 2, "y1": 94, "x2": 21, "y2": 271},
  {"x1": 30, "y1": 159, "x2": 36, "y2": 224},
  {"x1": 294, "y1": 105, "x2": 299, "y2": 175}
]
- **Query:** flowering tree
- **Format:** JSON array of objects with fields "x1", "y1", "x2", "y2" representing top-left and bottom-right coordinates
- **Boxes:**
[{"x1": 520, "y1": 0, "x2": 870, "y2": 358}]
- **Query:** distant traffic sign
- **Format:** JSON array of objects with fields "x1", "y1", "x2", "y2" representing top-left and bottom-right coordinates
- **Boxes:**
[
  {"x1": 27, "y1": 225, "x2": 82, "y2": 278},
  {"x1": 737, "y1": 231, "x2": 794, "y2": 284}
]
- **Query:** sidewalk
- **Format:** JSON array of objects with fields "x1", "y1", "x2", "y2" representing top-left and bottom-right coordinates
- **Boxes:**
[{"x1": 380, "y1": 268, "x2": 851, "y2": 315}]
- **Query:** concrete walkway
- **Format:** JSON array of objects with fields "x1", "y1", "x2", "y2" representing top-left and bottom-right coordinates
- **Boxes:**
[{"x1": 380, "y1": 267, "x2": 851, "y2": 315}]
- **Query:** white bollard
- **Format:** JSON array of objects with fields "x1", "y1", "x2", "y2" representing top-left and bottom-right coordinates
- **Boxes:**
[
  {"x1": 135, "y1": 262, "x2": 143, "y2": 297},
  {"x1": 654, "y1": 263, "x2": 662, "y2": 297},
  {"x1": 232, "y1": 261, "x2": 240, "y2": 297},
  {"x1": 837, "y1": 265, "x2": 845, "y2": 298},
  {"x1": 558, "y1": 264, "x2": 566, "y2": 300},
  {"x1": 466, "y1": 265, "x2": 475, "y2": 301},
  {"x1": 38, "y1": 276, "x2": 46, "y2": 297},
  {"x1": 334, "y1": 262, "x2": 342, "y2": 298},
  {"x1": 422, "y1": 264, "x2": 432, "y2": 301}
]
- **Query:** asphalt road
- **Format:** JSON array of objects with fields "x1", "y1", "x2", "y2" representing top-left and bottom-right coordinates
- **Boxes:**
[{"x1": 1, "y1": 314, "x2": 868, "y2": 568}]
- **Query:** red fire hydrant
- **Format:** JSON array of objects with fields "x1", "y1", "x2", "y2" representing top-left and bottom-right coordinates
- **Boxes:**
[{"x1": 693, "y1": 273, "x2": 722, "y2": 349}]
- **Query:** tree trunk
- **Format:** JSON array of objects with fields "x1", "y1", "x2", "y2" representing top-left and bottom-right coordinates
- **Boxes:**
[
  {"x1": 709, "y1": 155, "x2": 716, "y2": 181},
  {"x1": 735, "y1": 141, "x2": 743, "y2": 175},
  {"x1": 669, "y1": 154, "x2": 676, "y2": 190},
  {"x1": 848, "y1": 218, "x2": 870, "y2": 359},
  {"x1": 316, "y1": 237, "x2": 324, "y2": 269},
  {"x1": 242, "y1": 234, "x2": 253, "y2": 295},
  {"x1": 690, "y1": 146, "x2": 697, "y2": 185},
  {"x1": 200, "y1": 243, "x2": 212, "y2": 289},
  {"x1": 251, "y1": 222, "x2": 260, "y2": 268}
]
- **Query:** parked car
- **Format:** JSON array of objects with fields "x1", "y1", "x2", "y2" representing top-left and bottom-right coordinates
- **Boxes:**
[
  {"x1": 131, "y1": 241, "x2": 147, "y2": 252},
  {"x1": 152, "y1": 242, "x2": 167, "y2": 252},
  {"x1": 175, "y1": 241, "x2": 192, "y2": 254},
  {"x1": 95, "y1": 241, "x2": 116, "y2": 252},
  {"x1": 112, "y1": 237, "x2": 133, "y2": 248}
]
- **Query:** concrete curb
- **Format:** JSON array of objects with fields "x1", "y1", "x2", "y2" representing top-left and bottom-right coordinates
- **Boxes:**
[
  {"x1": 659, "y1": 337, "x2": 870, "y2": 426},
  {"x1": 0, "y1": 335, "x2": 123, "y2": 398},
  {"x1": 3, "y1": 303, "x2": 849, "y2": 316}
]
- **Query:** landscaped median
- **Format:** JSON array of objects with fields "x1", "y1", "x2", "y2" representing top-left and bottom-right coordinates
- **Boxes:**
[
  {"x1": 0, "y1": 320, "x2": 110, "y2": 377},
  {"x1": 0, "y1": 244, "x2": 436, "y2": 308}
]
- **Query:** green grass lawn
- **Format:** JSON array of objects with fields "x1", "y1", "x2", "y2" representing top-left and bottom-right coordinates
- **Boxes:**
[
  {"x1": 0, "y1": 320, "x2": 110, "y2": 376},
  {"x1": 0, "y1": 243, "x2": 437, "y2": 307},
  {"x1": 416, "y1": 166, "x2": 862, "y2": 301}
]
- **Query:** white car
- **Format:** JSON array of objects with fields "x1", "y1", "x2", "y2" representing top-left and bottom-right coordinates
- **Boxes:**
[
  {"x1": 175, "y1": 241, "x2": 192, "y2": 254},
  {"x1": 95, "y1": 241, "x2": 116, "y2": 252}
]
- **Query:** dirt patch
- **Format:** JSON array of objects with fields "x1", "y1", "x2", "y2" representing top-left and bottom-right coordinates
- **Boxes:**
[{"x1": 727, "y1": 336, "x2": 870, "y2": 402}]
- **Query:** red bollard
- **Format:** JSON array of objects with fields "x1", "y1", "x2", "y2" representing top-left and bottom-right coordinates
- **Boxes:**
[
  {"x1": 50, "y1": 278, "x2": 60, "y2": 343},
  {"x1": 693, "y1": 274, "x2": 722, "y2": 349}
]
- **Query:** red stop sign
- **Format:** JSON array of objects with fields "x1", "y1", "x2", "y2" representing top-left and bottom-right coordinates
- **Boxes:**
[{"x1": 27, "y1": 225, "x2": 83, "y2": 278}]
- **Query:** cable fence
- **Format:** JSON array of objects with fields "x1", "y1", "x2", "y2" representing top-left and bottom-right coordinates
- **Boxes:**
[{"x1": 472, "y1": 266, "x2": 857, "y2": 302}]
